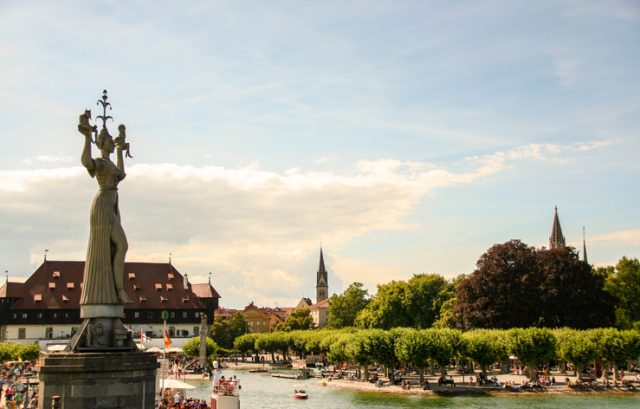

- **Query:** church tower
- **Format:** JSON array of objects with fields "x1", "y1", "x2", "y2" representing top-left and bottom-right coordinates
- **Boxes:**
[
  {"x1": 316, "y1": 248, "x2": 329, "y2": 303},
  {"x1": 582, "y1": 226, "x2": 588, "y2": 264},
  {"x1": 549, "y1": 206, "x2": 566, "y2": 249}
]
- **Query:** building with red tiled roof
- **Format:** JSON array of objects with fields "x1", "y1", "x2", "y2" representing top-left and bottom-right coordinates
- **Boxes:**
[{"x1": 0, "y1": 260, "x2": 220, "y2": 344}]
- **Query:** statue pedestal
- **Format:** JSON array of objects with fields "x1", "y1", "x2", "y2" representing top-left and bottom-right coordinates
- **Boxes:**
[{"x1": 38, "y1": 351, "x2": 159, "y2": 409}]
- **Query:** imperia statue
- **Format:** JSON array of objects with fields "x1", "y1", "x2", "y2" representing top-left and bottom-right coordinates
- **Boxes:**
[{"x1": 78, "y1": 91, "x2": 133, "y2": 305}]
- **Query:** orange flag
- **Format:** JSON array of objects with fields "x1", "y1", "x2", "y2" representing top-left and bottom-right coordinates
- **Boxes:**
[{"x1": 164, "y1": 330, "x2": 172, "y2": 348}]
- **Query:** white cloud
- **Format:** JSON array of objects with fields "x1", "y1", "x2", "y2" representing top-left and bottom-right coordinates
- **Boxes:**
[
  {"x1": 591, "y1": 229, "x2": 640, "y2": 246},
  {"x1": 0, "y1": 140, "x2": 614, "y2": 306}
]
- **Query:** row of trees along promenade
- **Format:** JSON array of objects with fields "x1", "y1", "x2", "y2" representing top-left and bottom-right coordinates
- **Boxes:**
[{"x1": 234, "y1": 327, "x2": 640, "y2": 384}]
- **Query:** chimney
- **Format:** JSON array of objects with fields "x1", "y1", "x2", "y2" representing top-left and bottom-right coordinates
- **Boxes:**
[{"x1": 183, "y1": 273, "x2": 189, "y2": 289}]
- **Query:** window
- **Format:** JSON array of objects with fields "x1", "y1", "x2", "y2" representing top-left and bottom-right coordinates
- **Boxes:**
[
  {"x1": 169, "y1": 327, "x2": 175, "y2": 336},
  {"x1": 38, "y1": 312, "x2": 43, "y2": 319},
  {"x1": 161, "y1": 296, "x2": 168, "y2": 303},
  {"x1": 53, "y1": 312, "x2": 58, "y2": 319},
  {"x1": 71, "y1": 327, "x2": 78, "y2": 335},
  {"x1": 52, "y1": 271, "x2": 61, "y2": 279},
  {"x1": 62, "y1": 295, "x2": 70, "y2": 302},
  {"x1": 182, "y1": 311, "x2": 188, "y2": 318},
  {"x1": 64, "y1": 312, "x2": 69, "y2": 319},
  {"x1": 49, "y1": 282, "x2": 56, "y2": 289},
  {"x1": 166, "y1": 283, "x2": 173, "y2": 291},
  {"x1": 170, "y1": 312, "x2": 175, "y2": 319},
  {"x1": 147, "y1": 312, "x2": 153, "y2": 318},
  {"x1": 67, "y1": 282, "x2": 75, "y2": 289},
  {"x1": 11, "y1": 313, "x2": 16, "y2": 319},
  {"x1": 134, "y1": 312, "x2": 140, "y2": 318},
  {"x1": 194, "y1": 326, "x2": 200, "y2": 336},
  {"x1": 155, "y1": 283, "x2": 162, "y2": 291},
  {"x1": 134, "y1": 285, "x2": 141, "y2": 291},
  {"x1": 18, "y1": 328, "x2": 26, "y2": 339},
  {"x1": 128, "y1": 272, "x2": 136, "y2": 279},
  {"x1": 182, "y1": 296, "x2": 190, "y2": 303},
  {"x1": 167, "y1": 273, "x2": 174, "y2": 280},
  {"x1": 34, "y1": 294, "x2": 42, "y2": 302},
  {"x1": 45, "y1": 327, "x2": 53, "y2": 339},
  {"x1": 139, "y1": 296, "x2": 147, "y2": 302},
  {"x1": 22, "y1": 313, "x2": 28, "y2": 319},
  {"x1": 195, "y1": 311, "x2": 200, "y2": 318}
]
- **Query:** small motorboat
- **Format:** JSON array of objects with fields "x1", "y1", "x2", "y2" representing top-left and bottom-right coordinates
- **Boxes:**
[{"x1": 292, "y1": 388, "x2": 308, "y2": 399}]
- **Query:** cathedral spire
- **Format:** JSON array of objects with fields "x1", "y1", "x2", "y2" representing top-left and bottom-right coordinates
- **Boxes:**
[
  {"x1": 316, "y1": 248, "x2": 328, "y2": 303},
  {"x1": 582, "y1": 226, "x2": 588, "y2": 264},
  {"x1": 549, "y1": 206, "x2": 566, "y2": 249}
]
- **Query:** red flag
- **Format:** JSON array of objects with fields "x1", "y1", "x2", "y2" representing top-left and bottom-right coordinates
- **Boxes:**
[{"x1": 164, "y1": 330, "x2": 172, "y2": 348}]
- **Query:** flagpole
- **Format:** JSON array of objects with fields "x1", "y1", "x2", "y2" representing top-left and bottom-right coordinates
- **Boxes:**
[{"x1": 161, "y1": 310, "x2": 169, "y2": 399}]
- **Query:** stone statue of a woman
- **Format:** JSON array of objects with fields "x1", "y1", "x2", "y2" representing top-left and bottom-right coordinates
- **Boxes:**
[{"x1": 78, "y1": 110, "x2": 133, "y2": 305}]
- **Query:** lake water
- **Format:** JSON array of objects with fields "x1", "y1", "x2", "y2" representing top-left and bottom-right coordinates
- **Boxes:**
[{"x1": 184, "y1": 370, "x2": 640, "y2": 409}]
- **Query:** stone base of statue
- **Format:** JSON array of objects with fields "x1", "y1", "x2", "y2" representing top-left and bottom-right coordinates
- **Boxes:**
[
  {"x1": 64, "y1": 304, "x2": 135, "y2": 352},
  {"x1": 38, "y1": 351, "x2": 159, "y2": 409}
]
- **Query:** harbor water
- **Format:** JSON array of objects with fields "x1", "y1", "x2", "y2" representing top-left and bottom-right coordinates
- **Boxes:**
[{"x1": 183, "y1": 370, "x2": 640, "y2": 409}]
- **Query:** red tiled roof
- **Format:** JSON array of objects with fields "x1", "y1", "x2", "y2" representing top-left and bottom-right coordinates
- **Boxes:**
[
  {"x1": 311, "y1": 298, "x2": 330, "y2": 309},
  {"x1": 0, "y1": 282, "x2": 25, "y2": 298},
  {"x1": 191, "y1": 283, "x2": 221, "y2": 299},
  {"x1": 9, "y1": 260, "x2": 206, "y2": 310}
]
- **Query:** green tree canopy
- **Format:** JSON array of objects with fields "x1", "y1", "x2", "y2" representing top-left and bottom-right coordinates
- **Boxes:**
[
  {"x1": 276, "y1": 307, "x2": 314, "y2": 331},
  {"x1": 508, "y1": 328, "x2": 556, "y2": 379},
  {"x1": 211, "y1": 312, "x2": 249, "y2": 350},
  {"x1": 182, "y1": 336, "x2": 218, "y2": 359},
  {"x1": 355, "y1": 274, "x2": 453, "y2": 330},
  {"x1": 605, "y1": 257, "x2": 640, "y2": 328},
  {"x1": 327, "y1": 282, "x2": 370, "y2": 328}
]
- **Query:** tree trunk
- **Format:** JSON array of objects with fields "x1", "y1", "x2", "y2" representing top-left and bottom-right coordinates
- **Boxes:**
[
  {"x1": 613, "y1": 364, "x2": 619, "y2": 384},
  {"x1": 576, "y1": 364, "x2": 582, "y2": 382},
  {"x1": 419, "y1": 368, "x2": 424, "y2": 385},
  {"x1": 363, "y1": 365, "x2": 369, "y2": 381},
  {"x1": 481, "y1": 364, "x2": 487, "y2": 377}
]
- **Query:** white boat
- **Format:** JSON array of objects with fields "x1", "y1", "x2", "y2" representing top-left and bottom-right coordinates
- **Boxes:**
[
  {"x1": 210, "y1": 377, "x2": 240, "y2": 409},
  {"x1": 292, "y1": 385, "x2": 308, "y2": 399}
]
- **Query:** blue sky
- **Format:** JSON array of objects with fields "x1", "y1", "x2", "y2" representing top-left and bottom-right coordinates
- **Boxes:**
[{"x1": 1, "y1": 0, "x2": 639, "y2": 308}]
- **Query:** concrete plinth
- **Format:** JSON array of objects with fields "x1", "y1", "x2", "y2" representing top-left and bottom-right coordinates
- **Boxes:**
[{"x1": 38, "y1": 351, "x2": 159, "y2": 409}]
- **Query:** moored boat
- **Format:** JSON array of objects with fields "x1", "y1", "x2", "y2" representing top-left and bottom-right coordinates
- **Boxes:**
[{"x1": 292, "y1": 387, "x2": 308, "y2": 399}]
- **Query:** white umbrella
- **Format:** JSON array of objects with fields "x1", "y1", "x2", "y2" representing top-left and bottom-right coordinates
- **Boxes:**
[
  {"x1": 166, "y1": 347, "x2": 183, "y2": 353},
  {"x1": 159, "y1": 379, "x2": 197, "y2": 390},
  {"x1": 146, "y1": 347, "x2": 163, "y2": 353}
]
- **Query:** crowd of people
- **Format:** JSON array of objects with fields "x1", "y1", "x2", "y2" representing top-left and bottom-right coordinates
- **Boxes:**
[{"x1": 1, "y1": 360, "x2": 38, "y2": 409}]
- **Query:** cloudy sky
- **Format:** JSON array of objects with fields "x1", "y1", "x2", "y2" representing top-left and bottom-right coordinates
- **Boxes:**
[{"x1": 1, "y1": 1, "x2": 639, "y2": 308}]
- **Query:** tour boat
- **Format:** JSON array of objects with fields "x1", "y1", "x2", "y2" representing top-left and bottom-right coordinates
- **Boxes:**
[
  {"x1": 292, "y1": 387, "x2": 308, "y2": 399},
  {"x1": 210, "y1": 377, "x2": 240, "y2": 409}
]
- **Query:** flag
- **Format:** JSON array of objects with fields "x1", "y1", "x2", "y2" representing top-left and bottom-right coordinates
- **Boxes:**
[
  {"x1": 140, "y1": 330, "x2": 150, "y2": 344},
  {"x1": 164, "y1": 330, "x2": 172, "y2": 348}
]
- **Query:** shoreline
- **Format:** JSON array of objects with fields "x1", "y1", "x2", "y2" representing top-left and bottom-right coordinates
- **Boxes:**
[
  {"x1": 320, "y1": 378, "x2": 640, "y2": 397},
  {"x1": 222, "y1": 362, "x2": 639, "y2": 397}
]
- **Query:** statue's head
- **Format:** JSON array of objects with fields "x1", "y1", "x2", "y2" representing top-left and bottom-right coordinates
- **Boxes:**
[
  {"x1": 118, "y1": 124, "x2": 126, "y2": 134},
  {"x1": 96, "y1": 128, "x2": 114, "y2": 152},
  {"x1": 84, "y1": 109, "x2": 92, "y2": 118}
]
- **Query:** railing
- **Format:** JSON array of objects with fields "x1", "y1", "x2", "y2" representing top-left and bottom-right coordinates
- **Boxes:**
[{"x1": 212, "y1": 380, "x2": 240, "y2": 397}]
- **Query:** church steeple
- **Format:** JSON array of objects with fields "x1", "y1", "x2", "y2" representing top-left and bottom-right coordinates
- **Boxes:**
[
  {"x1": 582, "y1": 226, "x2": 588, "y2": 264},
  {"x1": 549, "y1": 206, "x2": 566, "y2": 249},
  {"x1": 316, "y1": 248, "x2": 328, "y2": 303}
]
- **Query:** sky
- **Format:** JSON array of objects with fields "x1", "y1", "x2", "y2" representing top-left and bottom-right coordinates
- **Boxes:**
[{"x1": 0, "y1": 0, "x2": 639, "y2": 309}]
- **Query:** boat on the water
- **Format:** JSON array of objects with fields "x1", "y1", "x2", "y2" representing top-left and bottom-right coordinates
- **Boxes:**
[
  {"x1": 292, "y1": 387, "x2": 308, "y2": 399},
  {"x1": 211, "y1": 376, "x2": 240, "y2": 409}
]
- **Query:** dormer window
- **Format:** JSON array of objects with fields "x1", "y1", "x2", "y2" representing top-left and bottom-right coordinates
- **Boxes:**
[
  {"x1": 67, "y1": 282, "x2": 75, "y2": 289},
  {"x1": 62, "y1": 295, "x2": 69, "y2": 302},
  {"x1": 161, "y1": 296, "x2": 168, "y2": 303},
  {"x1": 139, "y1": 296, "x2": 147, "y2": 302},
  {"x1": 133, "y1": 284, "x2": 141, "y2": 291},
  {"x1": 182, "y1": 296, "x2": 190, "y2": 303},
  {"x1": 168, "y1": 273, "x2": 174, "y2": 280},
  {"x1": 52, "y1": 271, "x2": 61, "y2": 279},
  {"x1": 48, "y1": 282, "x2": 56, "y2": 289},
  {"x1": 155, "y1": 283, "x2": 162, "y2": 291},
  {"x1": 166, "y1": 284, "x2": 173, "y2": 291},
  {"x1": 34, "y1": 294, "x2": 42, "y2": 302},
  {"x1": 128, "y1": 273, "x2": 136, "y2": 280}
]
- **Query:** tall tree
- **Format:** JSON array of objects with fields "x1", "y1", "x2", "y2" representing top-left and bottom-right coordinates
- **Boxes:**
[
  {"x1": 605, "y1": 257, "x2": 640, "y2": 328},
  {"x1": 455, "y1": 240, "x2": 540, "y2": 329},
  {"x1": 211, "y1": 312, "x2": 249, "y2": 350},
  {"x1": 327, "y1": 282, "x2": 370, "y2": 328},
  {"x1": 276, "y1": 307, "x2": 314, "y2": 331},
  {"x1": 537, "y1": 247, "x2": 614, "y2": 328},
  {"x1": 355, "y1": 274, "x2": 454, "y2": 329}
]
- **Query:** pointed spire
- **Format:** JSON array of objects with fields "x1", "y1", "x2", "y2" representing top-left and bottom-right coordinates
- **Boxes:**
[
  {"x1": 582, "y1": 226, "x2": 588, "y2": 264},
  {"x1": 316, "y1": 248, "x2": 329, "y2": 303},
  {"x1": 549, "y1": 206, "x2": 566, "y2": 249}
]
